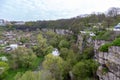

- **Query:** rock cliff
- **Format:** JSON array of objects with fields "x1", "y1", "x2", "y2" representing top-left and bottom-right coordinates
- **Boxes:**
[{"x1": 94, "y1": 40, "x2": 120, "y2": 80}]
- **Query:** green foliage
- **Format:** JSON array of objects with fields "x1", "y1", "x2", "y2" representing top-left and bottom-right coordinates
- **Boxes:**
[
  {"x1": 99, "y1": 37, "x2": 120, "y2": 52},
  {"x1": 63, "y1": 50, "x2": 78, "y2": 76},
  {"x1": 58, "y1": 40, "x2": 70, "y2": 49},
  {"x1": 33, "y1": 33, "x2": 49, "y2": 57},
  {"x1": 4, "y1": 56, "x2": 43, "y2": 80},
  {"x1": 43, "y1": 54, "x2": 65, "y2": 80},
  {"x1": 45, "y1": 46, "x2": 54, "y2": 55},
  {"x1": 82, "y1": 47, "x2": 94, "y2": 59},
  {"x1": 0, "y1": 61, "x2": 9, "y2": 79},
  {"x1": 112, "y1": 38, "x2": 120, "y2": 46},
  {"x1": 99, "y1": 43, "x2": 112, "y2": 52},
  {"x1": 72, "y1": 60, "x2": 99, "y2": 80},
  {"x1": 60, "y1": 48, "x2": 69, "y2": 60},
  {"x1": 32, "y1": 56, "x2": 44, "y2": 70},
  {"x1": 15, "y1": 71, "x2": 38, "y2": 80},
  {"x1": 0, "y1": 62, "x2": 9, "y2": 72},
  {"x1": 9, "y1": 47, "x2": 37, "y2": 69},
  {"x1": 66, "y1": 50, "x2": 78, "y2": 67},
  {"x1": 14, "y1": 70, "x2": 55, "y2": 80},
  {"x1": 96, "y1": 31, "x2": 114, "y2": 41},
  {"x1": 14, "y1": 72, "x2": 23, "y2": 80},
  {"x1": 99, "y1": 38, "x2": 120, "y2": 52},
  {"x1": 20, "y1": 37, "x2": 30, "y2": 43}
]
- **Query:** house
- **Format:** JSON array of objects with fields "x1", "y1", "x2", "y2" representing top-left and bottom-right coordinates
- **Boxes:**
[{"x1": 113, "y1": 23, "x2": 120, "y2": 31}]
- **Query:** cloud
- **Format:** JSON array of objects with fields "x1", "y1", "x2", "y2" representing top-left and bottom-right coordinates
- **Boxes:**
[{"x1": 0, "y1": 0, "x2": 120, "y2": 21}]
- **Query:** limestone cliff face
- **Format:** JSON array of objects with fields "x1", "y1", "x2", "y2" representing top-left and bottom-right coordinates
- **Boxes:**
[
  {"x1": 94, "y1": 40, "x2": 120, "y2": 80},
  {"x1": 77, "y1": 34, "x2": 83, "y2": 52},
  {"x1": 77, "y1": 34, "x2": 94, "y2": 52},
  {"x1": 41, "y1": 28, "x2": 73, "y2": 35}
]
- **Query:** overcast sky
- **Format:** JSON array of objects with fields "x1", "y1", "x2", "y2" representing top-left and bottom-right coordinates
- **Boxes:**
[{"x1": 0, "y1": 0, "x2": 120, "y2": 21}]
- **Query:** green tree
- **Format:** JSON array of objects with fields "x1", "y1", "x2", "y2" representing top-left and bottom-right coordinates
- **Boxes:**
[
  {"x1": 63, "y1": 50, "x2": 78, "y2": 76},
  {"x1": 58, "y1": 40, "x2": 70, "y2": 49},
  {"x1": 72, "y1": 60, "x2": 98, "y2": 80},
  {"x1": 43, "y1": 54, "x2": 65, "y2": 80},
  {"x1": 9, "y1": 47, "x2": 37, "y2": 69},
  {"x1": 14, "y1": 70, "x2": 55, "y2": 80},
  {"x1": 60, "y1": 48, "x2": 69, "y2": 60},
  {"x1": 20, "y1": 37, "x2": 30, "y2": 43},
  {"x1": 99, "y1": 43, "x2": 112, "y2": 52},
  {"x1": 82, "y1": 47, "x2": 94, "y2": 59},
  {"x1": 0, "y1": 61, "x2": 9, "y2": 79},
  {"x1": 34, "y1": 34, "x2": 49, "y2": 56}
]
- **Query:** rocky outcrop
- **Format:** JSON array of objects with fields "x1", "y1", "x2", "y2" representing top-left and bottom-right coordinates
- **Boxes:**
[
  {"x1": 77, "y1": 34, "x2": 83, "y2": 52},
  {"x1": 94, "y1": 40, "x2": 120, "y2": 80},
  {"x1": 41, "y1": 28, "x2": 73, "y2": 35}
]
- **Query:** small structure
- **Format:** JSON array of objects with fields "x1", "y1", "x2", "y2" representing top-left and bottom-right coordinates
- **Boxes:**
[
  {"x1": 90, "y1": 32, "x2": 96, "y2": 36},
  {"x1": 5, "y1": 44, "x2": 18, "y2": 51},
  {"x1": 52, "y1": 48, "x2": 60, "y2": 56},
  {"x1": 113, "y1": 23, "x2": 120, "y2": 31},
  {"x1": 9, "y1": 44, "x2": 18, "y2": 50}
]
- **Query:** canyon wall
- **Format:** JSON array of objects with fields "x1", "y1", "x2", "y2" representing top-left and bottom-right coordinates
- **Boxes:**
[{"x1": 94, "y1": 40, "x2": 120, "y2": 80}]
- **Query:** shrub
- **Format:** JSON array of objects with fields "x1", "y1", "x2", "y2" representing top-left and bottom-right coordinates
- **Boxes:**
[
  {"x1": 112, "y1": 38, "x2": 120, "y2": 46},
  {"x1": 99, "y1": 43, "x2": 112, "y2": 52}
]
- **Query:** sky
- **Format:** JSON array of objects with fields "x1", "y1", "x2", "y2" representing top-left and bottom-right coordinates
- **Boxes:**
[{"x1": 0, "y1": 0, "x2": 120, "y2": 21}]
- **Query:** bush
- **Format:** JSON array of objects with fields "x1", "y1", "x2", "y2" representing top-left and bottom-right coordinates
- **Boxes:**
[
  {"x1": 99, "y1": 43, "x2": 112, "y2": 52},
  {"x1": 112, "y1": 38, "x2": 120, "y2": 46}
]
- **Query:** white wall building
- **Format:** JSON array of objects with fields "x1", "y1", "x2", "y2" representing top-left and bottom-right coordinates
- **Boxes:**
[{"x1": 10, "y1": 44, "x2": 18, "y2": 50}]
